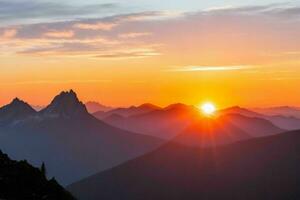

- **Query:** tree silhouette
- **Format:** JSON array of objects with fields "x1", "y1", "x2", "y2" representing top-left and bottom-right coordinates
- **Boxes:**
[{"x1": 41, "y1": 162, "x2": 46, "y2": 177}]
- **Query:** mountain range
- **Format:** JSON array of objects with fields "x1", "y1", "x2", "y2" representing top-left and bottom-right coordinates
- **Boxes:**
[
  {"x1": 68, "y1": 130, "x2": 300, "y2": 200},
  {"x1": 0, "y1": 90, "x2": 163, "y2": 185},
  {"x1": 253, "y1": 106, "x2": 300, "y2": 118},
  {"x1": 95, "y1": 104, "x2": 284, "y2": 140},
  {"x1": 0, "y1": 90, "x2": 298, "y2": 191},
  {"x1": 85, "y1": 101, "x2": 113, "y2": 113},
  {"x1": 221, "y1": 106, "x2": 300, "y2": 130}
]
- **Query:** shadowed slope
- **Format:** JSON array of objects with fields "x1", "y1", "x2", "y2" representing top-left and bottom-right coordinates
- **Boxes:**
[
  {"x1": 0, "y1": 150, "x2": 75, "y2": 200},
  {"x1": 68, "y1": 130, "x2": 300, "y2": 200},
  {"x1": 173, "y1": 117, "x2": 251, "y2": 147}
]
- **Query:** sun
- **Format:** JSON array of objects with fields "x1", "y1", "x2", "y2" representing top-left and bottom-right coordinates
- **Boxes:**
[{"x1": 200, "y1": 102, "x2": 216, "y2": 115}]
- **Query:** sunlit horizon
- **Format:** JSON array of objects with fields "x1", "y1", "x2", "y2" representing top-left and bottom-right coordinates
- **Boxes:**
[{"x1": 1, "y1": 1, "x2": 300, "y2": 108}]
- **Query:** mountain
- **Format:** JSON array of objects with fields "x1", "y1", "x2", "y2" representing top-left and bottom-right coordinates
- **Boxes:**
[
  {"x1": 0, "y1": 98, "x2": 37, "y2": 126},
  {"x1": 0, "y1": 150, "x2": 75, "y2": 200},
  {"x1": 102, "y1": 104, "x2": 284, "y2": 140},
  {"x1": 32, "y1": 105, "x2": 45, "y2": 111},
  {"x1": 40, "y1": 90, "x2": 88, "y2": 118},
  {"x1": 101, "y1": 103, "x2": 200, "y2": 139},
  {"x1": 221, "y1": 113, "x2": 284, "y2": 137},
  {"x1": 220, "y1": 106, "x2": 300, "y2": 130},
  {"x1": 94, "y1": 103, "x2": 161, "y2": 119},
  {"x1": 0, "y1": 90, "x2": 164, "y2": 185},
  {"x1": 68, "y1": 130, "x2": 300, "y2": 200},
  {"x1": 85, "y1": 101, "x2": 113, "y2": 113},
  {"x1": 264, "y1": 115, "x2": 300, "y2": 130},
  {"x1": 220, "y1": 106, "x2": 262, "y2": 118},
  {"x1": 173, "y1": 117, "x2": 251, "y2": 147},
  {"x1": 253, "y1": 106, "x2": 300, "y2": 118}
]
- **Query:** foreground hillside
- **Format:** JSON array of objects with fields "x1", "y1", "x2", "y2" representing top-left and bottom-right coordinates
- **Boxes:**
[
  {"x1": 0, "y1": 150, "x2": 75, "y2": 200},
  {"x1": 68, "y1": 130, "x2": 300, "y2": 200}
]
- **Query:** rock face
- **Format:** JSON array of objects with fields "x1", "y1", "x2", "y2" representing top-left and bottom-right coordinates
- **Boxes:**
[
  {"x1": 0, "y1": 150, "x2": 75, "y2": 200},
  {"x1": 41, "y1": 90, "x2": 88, "y2": 118}
]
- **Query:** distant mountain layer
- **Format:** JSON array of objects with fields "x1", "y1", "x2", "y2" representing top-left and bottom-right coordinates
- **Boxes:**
[
  {"x1": 85, "y1": 101, "x2": 113, "y2": 113},
  {"x1": 68, "y1": 130, "x2": 300, "y2": 200},
  {"x1": 93, "y1": 103, "x2": 161, "y2": 118},
  {"x1": 253, "y1": 106, "x2": 300, "y2": 118},
  {"x1": 0, "y1": 150, "x2": 75, "y2": 200},
  {"x1": 99, "y1": 104, "x2": 284, "y2": 140},
  {"x1": 221, "y1": 106, "x2": 300, "y2": 130},
  {"x1": 0, "y1": 90, "x2": 164, "y2": 185}
]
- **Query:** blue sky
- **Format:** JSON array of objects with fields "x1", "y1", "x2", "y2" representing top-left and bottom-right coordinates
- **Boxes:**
[{"x1": 0, "y1": 0, "x2": 293, "y2": 26}]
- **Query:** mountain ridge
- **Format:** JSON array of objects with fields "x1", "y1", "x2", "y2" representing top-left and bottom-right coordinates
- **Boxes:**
[{"x1": 67, "y1": 130, "x2": 300, "y2": 200}]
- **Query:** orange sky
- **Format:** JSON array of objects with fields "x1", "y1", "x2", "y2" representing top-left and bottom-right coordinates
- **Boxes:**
[{"x1": 1, "y1": 3, "x2": 300, "y2": 108}]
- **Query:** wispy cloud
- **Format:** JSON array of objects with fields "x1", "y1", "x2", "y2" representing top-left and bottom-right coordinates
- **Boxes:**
[
  {"x1": 44, "y1": 30, "x2": 74, "y2": 38},
  {"x1": 95, "y1": 48, "x2": 161, "y2": 59},
  {"x1": 167, "y1": 65, "x2": 251, "y2": 72},
  {"x1": 0, "y1": 28, "x2": 18, "y2": 39},
  {"x1": 73, "y1": 22, "x2": 118, "y2": 31},
  {"x1": 0, "y1": 1, "x2": 119, "y2": 26},
  {"x1": 1, "y1": 4, "x2": 300, "y2": 62},
  {"x1": 118, "y1": 32, "x2": 152, "y2": 39}
]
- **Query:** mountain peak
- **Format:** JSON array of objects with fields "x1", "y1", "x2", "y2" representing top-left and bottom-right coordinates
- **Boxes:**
[
  {"x1": 139, "y1": 103, "x2": 161, "y2": 110},
  {"x1": 0, "y1": 98, "x2": 36, "y2": 124},
  {"x1": 41, "y1": 90, "x2": 89, "y2": 118},
  {"x1": 12, "y1": 97, "x2": 22, "y2": 104}
]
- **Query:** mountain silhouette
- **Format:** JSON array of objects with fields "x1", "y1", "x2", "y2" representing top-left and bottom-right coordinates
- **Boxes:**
[
  {"x1": 94, "y1": 103, "x2": 161, "y2": 119},
  {"x1": 0, "y1": 150, "x2": 75, "y2": 200},
  {"x1": 0, "y1": 90, "x2": 164, "y2": 185},
  {"x1": 85, "y1": 101, "x2": 113, "y2": 113},
  {"x1": 221, "y1": 113, "x2": 284, "y2": 137},
  {"x1": 68, "y1": 130, "x2": 300, "y2": 200},
  {"x1": 253, "y1": 106, "x2": 300, "y2": 118},
  {"x1": 101, "y1": 104, "x2": 284, "y2": 139},
  {"x1": 220, "y1": 106, "x2": 300, "y2": 130},
  {"x1": 0, "y1": 98, "x2": 37, "y2": 126},
  {"x1": 40, "y1": 90, "x2": 88, "y2": 118}
]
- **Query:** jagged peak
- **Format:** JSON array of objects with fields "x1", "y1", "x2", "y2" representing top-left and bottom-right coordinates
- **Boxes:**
[
  {"x1": 41, "y1": 90, "x2": 89, "y2": 118},
  {"x1": 12, "y1": 97, "x2": 22, "y2": 103},
  {"x1": 2, "y1": 97, "x2": 35, "y2": 111},
  {"x1": 0, "y1": 98, "x2": 36, "y2": 123}
]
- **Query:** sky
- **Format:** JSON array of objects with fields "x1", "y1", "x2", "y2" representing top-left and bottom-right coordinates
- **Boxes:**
[{"x1": 1, "y1": 0, "x2": 300, "y2": 108}]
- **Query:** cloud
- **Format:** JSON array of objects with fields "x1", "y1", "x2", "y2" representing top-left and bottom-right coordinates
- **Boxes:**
[
  {"x1": 118, "y1": 32, "x2": 152, "y2": 39},
  {"x1": 17, "y1": 37, "x2": 119, "y2": 55},
  {"x1": 167, "y1": 66, "x2": 251, "y2": 72},
  {"x1": 73, "y1": 22, "x2": 118, "y2": 31},
  {"x1": 116, "y1": 11, "x2": 183, "y2": 21},
  {"x1": 44, "y1": 30, "x2": 74, "y2": 38},
  {"x1": 2, "y1": 4, "x2": 300, "y2": 64},
  {"x1": 0, "y1": 28, "x2": 17, "y2": 39},
  {"x1": 0, "y1": 0, "x2": 119, "y2": 26},
  {"x1": 200, "y1": 3, "x2": 300, "y2": 20},
  {"x1": 95, "y1": 48, "x2": 161, "y2": 59}
]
